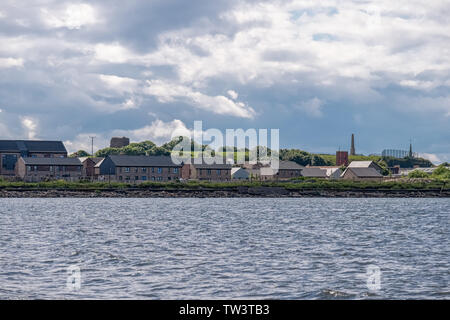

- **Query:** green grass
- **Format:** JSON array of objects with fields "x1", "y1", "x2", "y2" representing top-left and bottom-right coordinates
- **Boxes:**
[{"x1": 0, "y1": 178, "x2": 448, "y2": 191}]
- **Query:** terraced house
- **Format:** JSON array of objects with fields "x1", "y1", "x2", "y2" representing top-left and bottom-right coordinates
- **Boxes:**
[
  {"x1": 16, "y1": 157, "x2": 83, "y2": 182},
  {"x1": 97, "y1": 155, "x2": 182, "y2": 182},
  {"x1": 0, "y1": 140, "x2": 67, "y2": 177}
]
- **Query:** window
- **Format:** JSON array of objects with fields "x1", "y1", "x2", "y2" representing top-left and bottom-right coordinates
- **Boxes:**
[
  {"x1": 142, "y1": 168, "x2": 147, "y2": 173},
  {"x1": 151, "y1": 167, "x2": 155, "y2": 173},
  {"x1": 2, "y1": 154, "x2": 17, "y2": 170},
  {"x1": 157, "y1": 168, "x2": 162, "y2": 174},
  {"x1": 207, "y1": 169, "x2": 211, "y2": 175},
  {"x1": 134, "y1": 168, "x2": 138, "y2": 173},
  {"x1": 151, "y1": 176, "x2": 155, "y2": 181},
  {"x1": 167, "y1": 168, "x2": 171, "y2": 174},
  {"x1": 217, "y1": 169, "x2": 221, "y2": 175},
  {"x1": 119, "y1": 176, "x2": 123, "y2": 181},
  {"x1": 173, "y1": 167, "x2": 178, "y2": 173},
  {"x1": 125, "y1": 167, "x2": 130, "y2": 173},
  {"x1": 125, "y1": 176, "x2": 130, "y2": 181},
  {"x1": 27, "y1": 166, "x2": 31, "y2": 172},
  {"x1": 157, "y1": 176, "x2": 163, "y2": 181},
  {"x1": 142, "y1": 176, "x2": 147, "y2": 181}
]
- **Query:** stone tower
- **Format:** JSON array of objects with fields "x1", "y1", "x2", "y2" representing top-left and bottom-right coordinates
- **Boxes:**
[
  {"x1": 350, "y1": 134, "x2": 355, "y2": 156},
  {"x1": 110, "y1": 137, "x2": 130, "y2": 148}
]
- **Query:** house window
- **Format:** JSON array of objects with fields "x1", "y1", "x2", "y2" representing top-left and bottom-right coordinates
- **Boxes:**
[
  {"x1": 134, "y1": 168, "x2": 138, "y2": 173},
  {"x1": 135, "y1": 176, "x2": 139, "y2": 180},
  {"x1": 125, "y1": 167, "x2": 130, "y2": 173},
  {"x1": 157, "y1": 176, "x2": 163, "y2": 181},
  {"x1": 157, "y1": 168, "x2": 162, "y2": 174},
  {"x1": 27, "y1": 166, "x2": 31, "y2": 171},
  {"x1": 151, "y1": 176, "x2": 155, "y2": 181},
  {"x1": 142, "y1": 176, "x2": 147, "y2": 181},
  {"x1": 151, "y1": 167, "x2": 155, "y2": 173},
  {"x1": 173, "y1": 167, "x2": 178, "y2": 173},
  {"x1": 2, "y1": 154, "x2": 17, "y2": 170},
  {"x1": 167, "y1": 168, "x2": 171, "y2": 174},
  {"x1": 125, "y1": 176, "x2": 130, "y2": 181},
  {"x1": 217, "y1": 169, "x2": 221, "y2": 175},
  {"x1": 142, "y1": 168, "x2": 147, "y2": 173},
  {"x1": 207, "y1": 169, "x2": 211, "y2": 175},
  {"x1": 119, "y1": 176, "x2": 123, "y2": 181}
]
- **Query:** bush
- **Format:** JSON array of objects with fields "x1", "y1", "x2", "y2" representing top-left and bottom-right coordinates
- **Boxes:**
[{"x1": 408, "y1": 170, "x2": 430, "y2": 178}]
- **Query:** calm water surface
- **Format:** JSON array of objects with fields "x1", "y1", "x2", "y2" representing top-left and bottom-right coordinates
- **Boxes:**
[{"x1": 0, "y1": 198, "x2": 448, "y2": 299}]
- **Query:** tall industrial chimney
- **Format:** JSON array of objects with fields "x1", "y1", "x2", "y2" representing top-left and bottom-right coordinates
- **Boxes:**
[{"x1": 350, "y1": 134, "x2": 355, "y2": 156}]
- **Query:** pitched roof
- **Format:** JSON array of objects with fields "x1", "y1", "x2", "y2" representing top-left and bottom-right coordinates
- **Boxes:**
[
  {"x1": 348, "y1": 161, "x2": 375, "y2": 168},
  {"x1": 108, "y1": 155, "x2": 182, "y2": 167},
  {"x1": 79, "y1": 157, "x2": 103, "y2": 164},
  {"x1": 0, "y1": 140, "x2": 67, "y2": 153},
  {"x1": 344, "y1": 167, "x2": 383, "y2": 177},
  {"x1": 300, "y1": 168, "x2": 328, "y2": 178},
  {"x1": 21, "y1": 157, "x2": 82, "y2": 165},
  {"x1": 278, "y1": 160, "x2": 304, "y2": 170}
]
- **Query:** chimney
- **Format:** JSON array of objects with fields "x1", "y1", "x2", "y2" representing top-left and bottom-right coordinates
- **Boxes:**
[{"x1": 350, "y1": 134, "x2": 356, "y2": 156}]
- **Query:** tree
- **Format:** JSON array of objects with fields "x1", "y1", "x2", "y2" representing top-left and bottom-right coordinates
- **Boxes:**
[
  {"x1": 408, "y1": 170, "x2": 429, "y2": 178},
  {"x1": 69, "y1": 150, "x2": 90, "y2": 158}
]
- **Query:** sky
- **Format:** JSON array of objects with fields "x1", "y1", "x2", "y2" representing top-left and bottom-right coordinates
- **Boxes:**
[{"x1": 0, "y1": 0, "x2": 449, "y2": 163}]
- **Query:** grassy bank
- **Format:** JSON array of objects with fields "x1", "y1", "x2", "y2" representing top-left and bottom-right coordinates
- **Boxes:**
[{"x1": 0, "y1": 178, "x2": 448, "y2": 191}]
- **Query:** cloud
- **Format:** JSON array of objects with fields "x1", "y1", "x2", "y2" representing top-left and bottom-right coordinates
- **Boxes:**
[
  {"x1": 419, "y1": 153, "x2": 442, "y2": 165},
  {"x1": 227, "y1": 90, "x2": 238, "y2": 100},
  {"x1": 0, "y1": 57, "x2": 24, "y2": 68},
  {"x1": 21, "y1": 116, "x2": 38, "y2": 139},
  {"x1": 297, "y1": 97, "x2": 324, "y2": 118},
  {"x1": 41, "y1": 3, "x2": 97, "y2": 30},
  {"x1": 144, "y1": 80, "x2": 255, "y2": 118}
]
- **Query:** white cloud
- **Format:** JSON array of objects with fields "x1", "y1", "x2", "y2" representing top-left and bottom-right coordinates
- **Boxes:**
[
  {"x1": 144, "y1": 80, "x2": 255, "y2": 118},
  {"x1": 419, "y1": 153, "x2": 442, "y2": 164},
  {"x1": 0, "y1": 57, "x2": 24, "y2": 68},
  {"x1": 94, "y1": 43, "x2": 132, "y2": 63},
  {"x1": 227, "y1": 90, "x2": 238, "y2": 100},
  {"x1": 41, "y1": 4, "x2": 97, "y2": 30},
  {"x1": 297, "y1": 97, "x2": 324, "y2": 117},
  {"x1": 113, "y1": 119, "x2": 195, "y2": 145},
  {"x1": 21, "y1": 116, "x2": 38, "y2": 139},
  {"x1": 98, "y1": 74, "x2": 139, "y2": 94}
]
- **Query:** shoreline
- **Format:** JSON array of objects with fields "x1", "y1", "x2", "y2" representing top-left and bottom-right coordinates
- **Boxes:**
[{"x1": 0, "y1": 187, "x2": 449, "y2": 198}]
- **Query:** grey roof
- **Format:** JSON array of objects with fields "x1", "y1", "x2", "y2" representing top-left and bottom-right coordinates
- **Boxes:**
[
  {"x1": 108, "y1": 155, "x2": 182, "y2": 167},
  {"x1": 0, "y1": 140, "x2": 67, "y2": 153},
  {"x1": 345, "y1": 167, "x2": 383, "y2": 177},
  {"x1": 21, "y1": 157, "x2": 82, "y2": 166},
  {"x1": 301, "y1": 168, "x2": 328, "y2": 178},
  {"x1": 278, "y1": 160, "x2": 304, "y2": 170},
  {"x1": 79, "y1": 157, "x2": 103, "y2": 164}
]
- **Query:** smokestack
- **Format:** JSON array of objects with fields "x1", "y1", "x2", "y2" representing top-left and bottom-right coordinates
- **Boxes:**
[{"x1": 350, "y1": 134, "x2": 355, "y2": 156}]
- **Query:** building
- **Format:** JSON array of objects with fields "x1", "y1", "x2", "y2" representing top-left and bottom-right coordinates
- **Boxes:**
[
  {"x1": 260, "y1": 160, "x2": 304, "y2": 180},
  {"x1": 0, "y1": 140, "x2": 67, "y2": 177},
  {"x1": 348, "y1": 161, "x2": 383, "y2": 174},
  {"x1": 336, "y1": 151, "x2": 349, "y2": 166},
  {"x1": 16, "y1": 157, "x2": 82, "y2": 182},
  {"x1": 231, "y1": 167, "x2": 250, "y2": 180},
  {"x1": 306, "y1": 166, "x2": 343, "y2": 179},
  {"x1": 300, "y1": 167, "x2": 328, "y2": 178},
  {"x1": 110, "y1": 137, "x2": 130, "y2": 148},
  {"x1": 97, "y1": 155, "x2": 182, "y2": 182},
  {"x1": 181, "y1": 160, "x2": 232, "y2": 181},
  {"x1": 341, "y1": 167, "x2": 383, "y2": 181},
  {"x1": 79, "y1": 157, "x2": 104, "y2": 178}
]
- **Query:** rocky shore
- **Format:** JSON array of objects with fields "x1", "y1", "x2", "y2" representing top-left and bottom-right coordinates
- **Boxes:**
[{"x1": 0, "y1": 186, "x2": 449, "y2": 198}]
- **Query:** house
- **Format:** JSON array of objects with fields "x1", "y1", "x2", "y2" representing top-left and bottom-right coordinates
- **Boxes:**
[
  {"x1": 300, "y1": 167, "x2": 328, "y2": 178},
  {"x1": 348, "y1": 161, "x2": 383, "y2": 173},
  {"x1": 181, "y1": 160, "x2": 232, "y2": 181},
  {"x1": 305, "y1": 166, "x2": 343, "y2": 179},
  {"x1": 341, "y1": 167, "x2": 383, "y2": 181},
  {"x1": 0, "y1": 140, "x2": 67, "y2": 177},
  {"x1": 260, "y1": 160, "x2": 303, "y2": 180},
  {"x1": 79, "y1": 157, "x2": 104, "y2": 178},
  {"x1": 231, "y1": 167, "x2": 250, "y2": 180},
  {"x1": 97, "y1": 155, "x2": 182, "y2": 182},
  {"x1": 16, "y1": 157, "x2": 82, "y2": 182}
]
